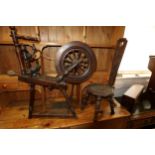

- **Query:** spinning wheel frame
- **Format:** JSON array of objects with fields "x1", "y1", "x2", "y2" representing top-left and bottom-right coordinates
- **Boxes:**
[{"x1": 56, "y1": 41, "x2": 97, "y2": 84}]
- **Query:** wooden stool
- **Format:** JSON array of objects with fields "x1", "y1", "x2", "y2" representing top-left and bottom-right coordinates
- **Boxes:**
[
  {"x1": 82, "y1": 83, "x2": 115, "y2": 121},
  {"x1": 81, "y1": 38, "x2": 128, "y2": 121}
]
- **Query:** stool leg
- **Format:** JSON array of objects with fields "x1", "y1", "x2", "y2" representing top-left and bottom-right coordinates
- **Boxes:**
[
  {"x1": 81, "y1": 92, "x2": 90, "y2": 110},
  {"x1": 94, "y1": 96, "x2": 102, "y2": 122},
  {"x1": 109, "y1": 97, "x2": 115, "y2": 115},
  {"x1": 29, "y1": 84, "x2": 35, "y2": 119}
]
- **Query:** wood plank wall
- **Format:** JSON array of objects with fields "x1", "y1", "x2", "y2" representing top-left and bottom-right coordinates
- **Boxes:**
[{"x1": 0, "y1": 26, "x2": 125, "y2": 99}]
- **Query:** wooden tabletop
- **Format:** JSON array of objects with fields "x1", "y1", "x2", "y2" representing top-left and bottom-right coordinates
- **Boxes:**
[{"x1": 0, "y1": 98, "x2": 130, "y2": 129}]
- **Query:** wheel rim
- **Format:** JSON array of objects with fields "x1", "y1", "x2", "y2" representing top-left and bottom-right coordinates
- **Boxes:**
[{"x1": 56, "y1": 41, "x2": 97, "y2": 84}]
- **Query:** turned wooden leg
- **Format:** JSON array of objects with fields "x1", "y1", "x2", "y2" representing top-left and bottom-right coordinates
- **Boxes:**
[
  {"x1": 94, "y1": 96, "x2": 102, "y2": 122},
  {"x1": 61, "y1": 88, "x2": 77, "y2": 118},
  {"x1": 28, "y1": 84, "x2": 35, "y2": 119},
  {"x1": 109, "y1": 97, "x2": 115, "y2": 115},
  {"x1": 76, "y1": 84, "x2": 81, "y2": 105},
  {"x1": 41, "y1": 86, "x2": 46, "y2": 112},
  {"x1": 81, "y1": 92, "x2": 90, "y2": 110}
]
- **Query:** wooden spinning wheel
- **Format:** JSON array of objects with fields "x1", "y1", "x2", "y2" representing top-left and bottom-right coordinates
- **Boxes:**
[{"x1": 56, "y1": 41, "x2": 97, "y2": 84}]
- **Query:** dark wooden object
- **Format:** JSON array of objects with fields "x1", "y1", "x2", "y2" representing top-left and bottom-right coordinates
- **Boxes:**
[
  {"x1": 146, "y1": 55, "x2": 155, "y2": 104},
  {"x1": 10, "y1": 26, "x2": 77, "y2": 118},
  {"x1": 81, "y1": 38, "x2": 128, "y2": 121},
  {"x1": 129, "y1": 111, "x2": 155, "y2": 128},
  {"x1": 126, "y1": 56, "x2": 155, "y2": 128},
  {"x1": 122, "y1": 84, "x2": 144, "y2": 113},
  {"x1": 147, "y1": 56, "x2": 155, "y2": 93},
  {"x1": 128, "y1": 55, "x2": 155, "y2": 127},
  {"x1": 140, "y1": 55, "x2": 155, "y2": 105}
]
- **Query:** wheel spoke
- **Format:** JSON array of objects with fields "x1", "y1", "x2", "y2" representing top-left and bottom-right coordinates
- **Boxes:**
[
  {"x1": 67, "y1": 54, "x2": 74, "y2": 61},
  {"x1": 81, "y1": 62, "x2": 88, "y2": 67},
  {"x1": 73, "y1": 51, "x2": 78, "y2": 59},
  {"x1": 77, "y1": 51, "x2": 81, "y2": 59},
  {"x1": 81, "y1": 61, "x2": 88, "y2": 65},
  {"x1": 64, "y1": 59, "x2": 72, "y2": 64},
  {"x1": 64, "y1": 63, "x2": 72, "y2": 68},
  {"x1": 77, "y1": 68, "x2": 82, "y2": 75},
  {"x1": 79, "y1": 66, "x2": 85, "y2": 72},
  {"x1": 81, "y1": 65, "x2": 88, "y2": 69},
  {"x1": 81, "y1": 53, "x2": 86, "y2": 59},
  {"x1": 75, "y1": 71, "x2": 79, "y2": 76},
  {"x1": 83, "y1": 58, "x2": 88, "y2": 62}
]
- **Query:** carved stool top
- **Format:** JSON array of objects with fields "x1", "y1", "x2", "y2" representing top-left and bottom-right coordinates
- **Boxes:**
[{"x1": 86, "y1": 83, "x2": 114, "y2": 97}]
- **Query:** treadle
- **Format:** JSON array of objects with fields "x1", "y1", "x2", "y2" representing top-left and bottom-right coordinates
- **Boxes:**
[
  {"x1": 31, "y1": 113, "x2": 76, "y2": 118},
  {"x1": 29, "y1": 100, "x2": 77, "y2": 118}
]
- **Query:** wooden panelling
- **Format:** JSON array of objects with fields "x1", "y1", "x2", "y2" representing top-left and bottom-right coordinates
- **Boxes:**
[
  {"x1": 110, "y1": 26, "x2": 125, "y2": 45},
  {"x1": 94, "y1": 48, "x2": 115, "y2": 72},
  {"x1": 39, "y1": 26, "x2": 84, "y2": 43},
  {"x1": 39, "y1": 26, "x2": 49, "y2": 42},
  {"x1": 0, "y1": 26, "x2": 39, "y2": 44},
  {"x1": 0, "y1": 46, "x2": 20, "y2": 74},
  {"x1": 0, "y1": 26, "x2": 125, "y2": 100},
  {"x1": 0, "y1": 26, "x2": 125, "y2": 47},
  {"x1": 16, "y1": 26, "x2": 39, "y2": 38},
  {"x1": 42, "y1": 47, "x2": 58, "y2": 74},
  {"x1": 86, "y1": 26, "x2": 125, "y2": 46},
  {"x1": 0, "y1": 26, "x2": 11, "y2": 43}
]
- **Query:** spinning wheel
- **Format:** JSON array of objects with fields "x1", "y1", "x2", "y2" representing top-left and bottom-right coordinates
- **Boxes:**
[{"x1": 56, "y1": 41, "x2": 97, "y2": 84}]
